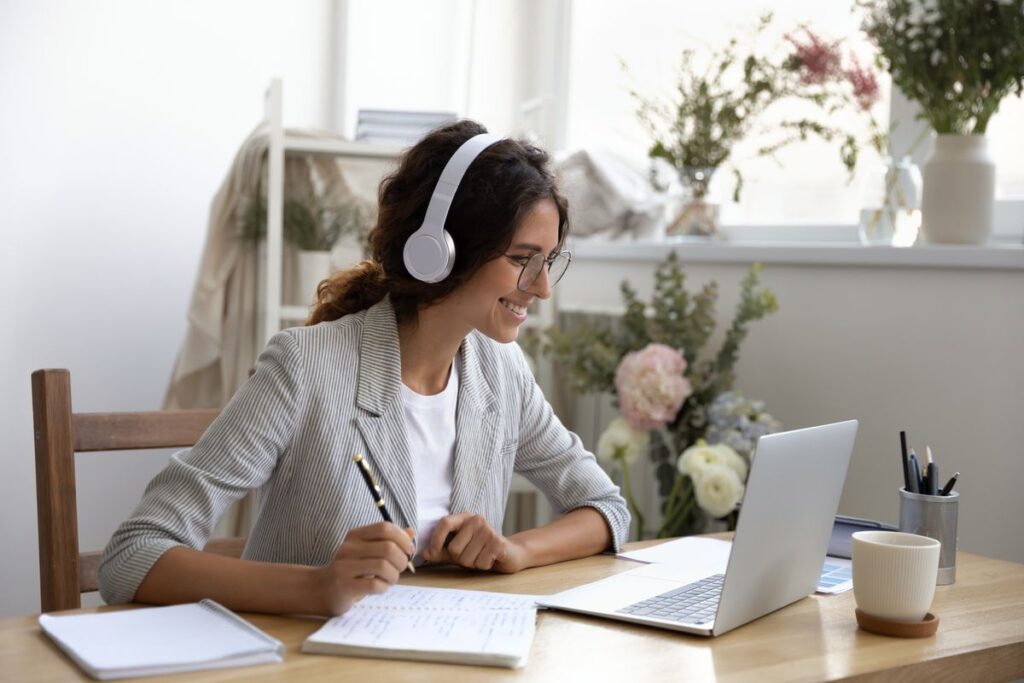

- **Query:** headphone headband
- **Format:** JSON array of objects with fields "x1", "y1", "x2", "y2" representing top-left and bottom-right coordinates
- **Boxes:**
[{"x1": 403, "y1": 133, "x2": 503, "y2": 283}]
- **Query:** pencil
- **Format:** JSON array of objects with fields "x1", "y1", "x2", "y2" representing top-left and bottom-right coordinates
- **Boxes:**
[{"x1": 352, "y1": 454, "x2": 416, "y2": 574}]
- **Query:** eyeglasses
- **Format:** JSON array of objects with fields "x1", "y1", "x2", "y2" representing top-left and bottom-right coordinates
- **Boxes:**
[{"x1": 504, "y1": 250, "x2": 572, "y2": 292}]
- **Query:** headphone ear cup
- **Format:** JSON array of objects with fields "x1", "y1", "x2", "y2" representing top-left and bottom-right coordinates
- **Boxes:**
[{"x1": 403, "y1": 229, "x2": 455, "y2": 283}]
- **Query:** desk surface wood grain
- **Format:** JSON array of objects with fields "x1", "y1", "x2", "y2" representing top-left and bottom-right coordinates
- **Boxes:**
[{"x1": 3, "y1": 539, "x2": 1023, "y2": 683}]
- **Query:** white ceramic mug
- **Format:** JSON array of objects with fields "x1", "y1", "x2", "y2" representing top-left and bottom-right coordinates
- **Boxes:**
[{"x1": 852, "y1": 531, "x2": 940, "y2": 622}]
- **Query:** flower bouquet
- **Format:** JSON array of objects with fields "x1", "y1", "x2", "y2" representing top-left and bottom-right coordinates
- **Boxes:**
[
  {"x1": 538, "y1": 253, "x2": 781, "y2": 537},
  {"x1": 631, "y1": 14, "x2": 883, "y2": 237}
]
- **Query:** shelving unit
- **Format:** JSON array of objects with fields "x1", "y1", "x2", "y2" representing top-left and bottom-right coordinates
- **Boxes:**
[{"x1": 258, "y1": 79, "x2": 403, "y2": 346}]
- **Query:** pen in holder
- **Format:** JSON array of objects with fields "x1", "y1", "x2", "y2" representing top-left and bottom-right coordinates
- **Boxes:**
[{"x1": 898, "y1": 487, "x2": 959, "y2": 585}]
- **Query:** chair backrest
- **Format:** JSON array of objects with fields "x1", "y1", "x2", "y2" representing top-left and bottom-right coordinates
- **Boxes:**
[{"x1": 31, "y1": 368, "x2": 243, "y2": 612}]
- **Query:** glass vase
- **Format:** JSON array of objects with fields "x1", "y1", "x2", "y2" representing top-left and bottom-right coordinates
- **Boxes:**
[
  {"x1": 859, "y1": 156, "x2": 922, "y2": 247},
  {"x1": 666, "y1": 166, "x2": 720, "y2": 239}
]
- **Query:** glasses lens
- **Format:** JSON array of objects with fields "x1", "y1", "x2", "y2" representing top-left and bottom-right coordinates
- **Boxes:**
[
  {"x1": 516, "y1": 253, "x2": 542, "y2": 291},
  {"x1": 517, "y1": 252, "x2": 571, "y2": 291},
  {"x1": 548, "y1": 252, "x2": 571, "y2": 287}
]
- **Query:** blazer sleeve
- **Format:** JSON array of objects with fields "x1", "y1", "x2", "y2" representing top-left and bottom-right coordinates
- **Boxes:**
[
  {"x1": 510, "y1": 346, "x2": 631, "y2": 551},
  {"x1": 98, "y1": 331, "x2": 306, "y2": 604}
]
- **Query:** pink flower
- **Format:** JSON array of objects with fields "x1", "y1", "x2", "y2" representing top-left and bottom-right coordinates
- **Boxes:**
[
  {"x1": 614, "y1": 343, "x2": 692, "y2": 430},
  {"x1": 844, "y1": 56, "x2": 880, "y2": 111},
  {"x1": 786, "y1": 29, "x2": 842, "y2": 84}
]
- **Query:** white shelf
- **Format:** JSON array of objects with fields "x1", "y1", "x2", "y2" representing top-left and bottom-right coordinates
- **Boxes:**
[
  {"x1": 571, "y1": 238, "x2": 1024, "y2": 271},
  {"x1": 283, "y1": 136, "x2": 404, "y2": 159}
]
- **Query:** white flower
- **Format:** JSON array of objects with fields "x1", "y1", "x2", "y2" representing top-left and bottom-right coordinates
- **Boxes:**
[
  {"x1": 596, "y1": 418, "x2": 649, "y2": 467},
  {"x1": 677, "y1": 441, "x2": 748, "y2": 482},
  {"x1": 694, "y1": 464, "x2": 745, "y2": 518}
]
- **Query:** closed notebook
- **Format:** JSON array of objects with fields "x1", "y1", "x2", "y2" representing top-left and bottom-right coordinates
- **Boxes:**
[
  {"x1": 38, "y1": 599, "x2": 284, "y2": 680},
  {"x1": 302, "y1": 585, "x2": 538, "y2": 669}
]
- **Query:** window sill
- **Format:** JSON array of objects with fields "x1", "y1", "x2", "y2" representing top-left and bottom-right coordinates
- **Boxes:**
[{"x1": 569, "y1": 238, "x2": 1024, "y2": 271}]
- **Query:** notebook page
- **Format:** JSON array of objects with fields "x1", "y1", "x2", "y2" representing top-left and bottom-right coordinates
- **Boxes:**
[
  {"x1": 38, "y1": 602, "x2": 281, "y2": 672},
  {"x1": 313, "y1": 606, "x2": 535, "y2": 658},
  {"x1": 354, "y1": 584, "x2": 538, "y2": 611},
  {"x1": 304, "y1": 586, "x2": 538, "y2": 665}
]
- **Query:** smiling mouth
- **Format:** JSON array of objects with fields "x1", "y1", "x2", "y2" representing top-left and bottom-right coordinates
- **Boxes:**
[{"x1": 499, "y1": 298, "x2": 528, "y2": 316}]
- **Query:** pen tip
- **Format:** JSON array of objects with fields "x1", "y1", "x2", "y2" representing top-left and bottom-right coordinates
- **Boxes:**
[{"x1": 352, "y1": 453, "x2": 362, "y2": 462}]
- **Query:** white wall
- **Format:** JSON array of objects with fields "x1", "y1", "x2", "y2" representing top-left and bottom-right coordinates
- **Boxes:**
[
  {"x1": 558, "y1": 254, "x2": 1024, "y2": 565},
  {"x1": 0, "y1": 0, "x2": 331, "y2": 618}
]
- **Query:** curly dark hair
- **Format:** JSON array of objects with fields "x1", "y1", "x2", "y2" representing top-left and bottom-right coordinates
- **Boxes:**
[{"x1": 307, "y1": 120, "x2": 569, "y2": 325}]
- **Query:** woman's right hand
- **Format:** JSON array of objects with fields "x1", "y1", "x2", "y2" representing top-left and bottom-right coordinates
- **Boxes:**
[{"x1": 312, "y1": 522, "x2": 415, "y2": 616}]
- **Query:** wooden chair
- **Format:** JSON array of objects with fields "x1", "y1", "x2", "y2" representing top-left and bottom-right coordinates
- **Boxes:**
[{"x1": 31, "y1": 368, "x2": 244, "y2": 612}]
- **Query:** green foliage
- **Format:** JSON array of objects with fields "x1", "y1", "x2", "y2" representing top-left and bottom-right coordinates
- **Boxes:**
[
  {"x1": 540, "y1": 253, "x2": 778, "y2": 537},
  {"x1": 542, "y1": 252, "x2": 777, "y2": 421},
  {"x1": 860, "y1": 0, "x2": 1024, "y2": 135},
  {"x1": 241, "y1": 192, "x2": 376, "y2": 252},
  {"x1": 631, "y1": 13, "x2": 855, "y2": 200}
]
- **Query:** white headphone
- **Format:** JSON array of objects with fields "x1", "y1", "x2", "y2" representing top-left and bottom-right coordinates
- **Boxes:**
[{"x1": 402, "y1": 133, "x2": 503, "y2": 283}]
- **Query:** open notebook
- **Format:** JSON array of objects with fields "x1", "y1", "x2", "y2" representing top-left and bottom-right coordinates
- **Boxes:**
[
  {"x1": 38, "y1": 600, "x2": 284, "y2": 680},
  {"x1": 302, "y1": 585, "x2": 539, "y2": 668}
]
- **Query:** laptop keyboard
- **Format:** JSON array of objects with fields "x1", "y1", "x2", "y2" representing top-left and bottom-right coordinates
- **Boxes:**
[{"x1": 617, "y1": 574, "x2": 724, "y2": 625}]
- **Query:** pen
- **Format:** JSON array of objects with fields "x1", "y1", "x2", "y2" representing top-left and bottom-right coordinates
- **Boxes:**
[
  {"x1": 907, "y1": 452, "x2": 921, "y2": 494},
  {"x1": 940, "y1": 472, "x2": 960, "y2": 496},
  {"x1": 899, "y1": 431, "x2": 911, "y2": 491},
  {"x1": 352, "y1": 454, "x2": 416, "y2": 574},
  {"x1": 926, "y1": 462, "x2": 939, "y2": 496}
]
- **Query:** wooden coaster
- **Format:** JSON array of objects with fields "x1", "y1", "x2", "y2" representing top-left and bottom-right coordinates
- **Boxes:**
[{"x1": 856, "y1": 609, "x2": 939, "y2": 638}]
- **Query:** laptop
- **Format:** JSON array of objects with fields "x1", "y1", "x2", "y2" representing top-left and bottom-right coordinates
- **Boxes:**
[{"x1": 539, "y1": 420, "x2": 858, "y2": 637}]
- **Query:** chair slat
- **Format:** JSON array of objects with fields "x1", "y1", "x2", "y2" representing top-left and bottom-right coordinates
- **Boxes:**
[{"x1": 73, "y1": 410, "x2": 219, "y2": 452}]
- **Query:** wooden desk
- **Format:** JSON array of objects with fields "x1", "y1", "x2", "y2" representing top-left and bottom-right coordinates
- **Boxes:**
[{"x1": 3, "y1": 540, "x2": 1023, "y2": 682}]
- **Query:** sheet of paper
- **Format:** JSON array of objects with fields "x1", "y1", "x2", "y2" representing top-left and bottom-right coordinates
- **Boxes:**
[
  {"x1": 617, "y1": 536, "x2": 733, "y2": 569},
  {"x1": 355, "y1": 584, "x2": 538, "y2": 611},
  {"x1": 618, "y1": 538, "x2": 852, "y2": 595},
  {"x1": 313, "y1": 606, "x2": 535, "y2": 658}
]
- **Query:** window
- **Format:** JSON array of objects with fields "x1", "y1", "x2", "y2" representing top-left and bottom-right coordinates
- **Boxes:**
[{"x1": 564, "y1": 0, "x2": 1024, "y2": 229}]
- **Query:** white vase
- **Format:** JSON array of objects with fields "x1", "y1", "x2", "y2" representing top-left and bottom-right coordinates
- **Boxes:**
[
  {"x1": 920, "y1": 134, "x2": 995, "y2": 245},
  {"x1": 296, "y1": 250, "x2": 332, "y2": 304}
]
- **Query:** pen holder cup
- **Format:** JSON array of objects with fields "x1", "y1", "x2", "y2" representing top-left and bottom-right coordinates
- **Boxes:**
[{"x1": 898, "y1": 488, "x2": 958, "y2": 585}]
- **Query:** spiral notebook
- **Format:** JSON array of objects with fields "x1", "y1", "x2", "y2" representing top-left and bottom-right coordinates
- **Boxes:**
[
  {"x1": 38, "y1": 600, "x2": 284, "y2": 680},
  {"x1": 302, "y1": 585, "x2": 539, "y2": 668}
]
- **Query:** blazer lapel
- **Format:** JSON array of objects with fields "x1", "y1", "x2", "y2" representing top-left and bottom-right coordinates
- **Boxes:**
[
  {"x1": 449, "y1": 336, "x2": 502, "y2": 514},
  {"x1": 353, "y1": 297, "x2": 417, "y2": 531}
]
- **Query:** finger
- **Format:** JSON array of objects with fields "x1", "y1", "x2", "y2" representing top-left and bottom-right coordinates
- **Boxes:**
[
  {"x1": 342, "y1": 540, "x2": 410, "y2": 572},
  {"x1": 347, "y1": 558, "x2": 401, "y2": 586},
  {"x1": 351, "y1": 521, "x2": 416, "y2": 556},
  {"x1": 428, "y1": 513, "x2": 474, "y2": 559},
  {"x1": 477, "y1": 536, "x2": 506, "y2": 571},
  {"x1": 446, "y1": 516, "x2": 485, "y2": 559},
  {"x1": 458, "y1": 528, "x2": 491, "y2": 568}
]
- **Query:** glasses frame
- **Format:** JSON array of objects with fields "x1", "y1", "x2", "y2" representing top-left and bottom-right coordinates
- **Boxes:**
[{"x1": 504, "y1": 250, "x2": 572, "y2": 292}]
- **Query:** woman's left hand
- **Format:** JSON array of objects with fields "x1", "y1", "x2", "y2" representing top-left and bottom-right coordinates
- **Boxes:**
[{"x1": 422, "y1": 513, "x2": 530, "y2": 573}]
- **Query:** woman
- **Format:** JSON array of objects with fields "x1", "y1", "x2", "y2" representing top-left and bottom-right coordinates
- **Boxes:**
[{"x1": 99, "y1": 120, "x2": 629, "y2": 617}]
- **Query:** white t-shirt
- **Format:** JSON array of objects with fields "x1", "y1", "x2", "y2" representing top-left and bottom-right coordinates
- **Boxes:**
[{"x1": 400, "y1": 355, "x2": 458, "y2": 555}]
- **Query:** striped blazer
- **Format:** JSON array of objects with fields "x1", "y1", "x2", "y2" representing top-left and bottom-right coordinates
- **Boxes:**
[{"x1": 99, "y1": 296, "x2": 630, "y2": 604}]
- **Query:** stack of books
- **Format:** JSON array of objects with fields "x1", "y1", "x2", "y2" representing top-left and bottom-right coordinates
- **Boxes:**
[{"x1": 355, "y1": 109, "x2": 458, "y2": 146}]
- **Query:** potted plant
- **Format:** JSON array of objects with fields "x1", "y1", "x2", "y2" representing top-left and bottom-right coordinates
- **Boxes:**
[
  {"x1": 242, "y1": 187, "x2": 376, "y2": 303},
  {"x1": 860, "y1": 0, "x2": 1024, "y2": 244}
]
